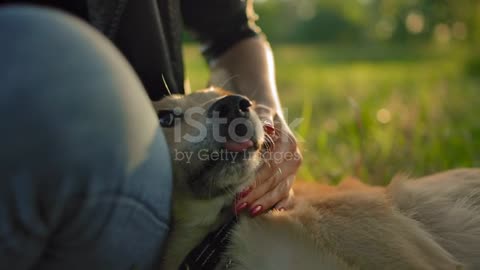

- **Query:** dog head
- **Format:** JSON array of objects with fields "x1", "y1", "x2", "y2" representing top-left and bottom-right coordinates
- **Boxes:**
[{"x1": 153, "y1": 88, "x2": 265, "y2": 200}]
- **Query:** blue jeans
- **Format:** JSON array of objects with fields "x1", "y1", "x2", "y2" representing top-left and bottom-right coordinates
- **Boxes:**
[{"x1": 0, "y1": 6, "x2": 172, "y2": 270}]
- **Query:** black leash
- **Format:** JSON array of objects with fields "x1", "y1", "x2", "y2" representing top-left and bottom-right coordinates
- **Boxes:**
[{"x1": 179, "y1": 216, "x2": 238, "y2": 270}]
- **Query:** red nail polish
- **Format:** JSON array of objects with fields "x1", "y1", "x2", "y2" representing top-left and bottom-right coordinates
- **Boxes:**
[
  {"x1": 239, "y1": 186, "x2": 253, "y2": 199},
  {"x1": 250, "y1": 205, "x2": 263, "y2": 217},
  {"x1": 235, "y1": 202, "x2": 248, "y2": 214},
  {"x1": 263, "y1": 124, "x2": 275, "y2": 136}
]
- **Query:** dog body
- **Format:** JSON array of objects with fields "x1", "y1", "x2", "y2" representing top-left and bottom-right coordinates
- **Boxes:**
[
  {"x1": 227, "y1": 170, "x2": 480, "y2": 270},
  {"x1": 155, "y1": 88, "x2": 480, "y2": 269}
]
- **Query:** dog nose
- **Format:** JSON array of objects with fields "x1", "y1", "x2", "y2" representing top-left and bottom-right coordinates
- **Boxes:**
[{"x1": 207, "y1": 95, "x2": 252, "y2": 119}]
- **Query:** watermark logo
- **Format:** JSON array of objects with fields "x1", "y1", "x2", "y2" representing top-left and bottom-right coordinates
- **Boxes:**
[
  {"x1": 173, "y1": 148, "x2": 302, "y2": 164},
  {"x1": 162, "y1": 106, "x2": 305, "y2": 144}
]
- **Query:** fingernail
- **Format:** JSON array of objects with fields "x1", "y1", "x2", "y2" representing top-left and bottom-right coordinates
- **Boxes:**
[
  {"x1": 235, "y1": 202, "x2": 248, "y2": 214},
  {"x1": 250, "y1": 205, "x2": 263, "y2": 217},
  {"x1": 278, "y1": 207, "x2": 286, "y2": 212},
  {"x1": 238, "y1": 186, "x2": 253, "y2": 199},
  {"x1": 263, "y1": 124, "x2": 275, "y2": 136}
]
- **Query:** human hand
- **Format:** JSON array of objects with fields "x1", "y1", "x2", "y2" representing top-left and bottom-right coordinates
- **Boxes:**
[{"x1": 234, "y1": 105, "x2": 302, "y2": 217}]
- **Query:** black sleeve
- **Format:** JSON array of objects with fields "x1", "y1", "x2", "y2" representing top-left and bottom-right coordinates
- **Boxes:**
[{"x1": 181, "y1": 0, "x2": 261, "y2": 62}]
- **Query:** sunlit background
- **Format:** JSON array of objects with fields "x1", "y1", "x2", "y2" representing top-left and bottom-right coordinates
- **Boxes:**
[{"x1": 184, "y1": 0, "x2": 480, "y2": 184}]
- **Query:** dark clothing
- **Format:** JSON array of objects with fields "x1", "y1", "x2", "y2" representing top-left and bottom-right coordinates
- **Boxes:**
[{"x1": 0, "y1": 0, "x2": 260, "y2": 100}]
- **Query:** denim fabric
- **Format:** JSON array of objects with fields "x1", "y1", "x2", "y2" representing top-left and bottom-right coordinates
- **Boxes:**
[{"x1": 0, "y1": 6, "x2": 172, "y2": 270}]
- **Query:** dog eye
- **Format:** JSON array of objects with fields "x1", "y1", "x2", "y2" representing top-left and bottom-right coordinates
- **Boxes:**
[{"x1": 157, "y1": 110, "x2": 180, "y2": 128}]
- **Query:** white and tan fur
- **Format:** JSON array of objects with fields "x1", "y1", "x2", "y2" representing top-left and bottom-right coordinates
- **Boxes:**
[{"x1": 155, "y1": 88, "x2": 479, "y2": 269}]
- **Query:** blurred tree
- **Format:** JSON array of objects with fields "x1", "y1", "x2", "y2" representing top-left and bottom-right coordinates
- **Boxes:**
[{"x1": 251, "y1": 0, "x2": 478, "y2": 45}]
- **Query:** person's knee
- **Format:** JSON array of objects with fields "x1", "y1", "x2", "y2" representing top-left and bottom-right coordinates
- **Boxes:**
[
  {"x1": 0, "y1": 4, "x2": 171, "y2": 218},
  {"x1": 0, "y1": 7, "x2": 171, "y2": 268},
  {"x1": 0, "y1": 6, "x2": 160, "y2": 175}
]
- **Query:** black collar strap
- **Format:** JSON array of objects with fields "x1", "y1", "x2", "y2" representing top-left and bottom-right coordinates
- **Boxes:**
[{"x1": 179, "y1": 216, "x2": 238, "y2": 270}]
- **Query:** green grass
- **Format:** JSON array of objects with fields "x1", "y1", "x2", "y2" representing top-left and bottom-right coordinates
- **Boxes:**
[{"x1": 183, "y1": 43, "x2": 480, "y2": 185}]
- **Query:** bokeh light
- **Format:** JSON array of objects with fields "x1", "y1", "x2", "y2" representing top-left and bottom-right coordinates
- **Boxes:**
[
  {"x1": 405, "y1": 11, "x2": 425, "y2": 34},
  {"x1": 376, "y1": 109, "x2": 392, "y2": 124}
]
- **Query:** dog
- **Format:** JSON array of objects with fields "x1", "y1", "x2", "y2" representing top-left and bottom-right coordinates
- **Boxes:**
[{"x1": 154, "y1": 87, "x2": 480, "y2": 269}]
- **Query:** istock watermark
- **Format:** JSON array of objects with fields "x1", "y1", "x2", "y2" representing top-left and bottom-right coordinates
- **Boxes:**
[
  {"x1": 160, "y1": 106, "x2": 305, "y2": 144},
  {"x1": 173, "y1": 148, "x2": 302, "y2": 164}
]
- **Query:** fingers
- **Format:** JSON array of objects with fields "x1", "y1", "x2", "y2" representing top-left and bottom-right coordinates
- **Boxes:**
[
  {"x1": 233, "y1": 111, "x2": 302, "y2": 217},
  {"x1": 234, "y1": 164, "x2": 279, "y2": 214},
  {"x1": 275, "y1": 188, "x2": 295, "y2": 210},
  {"x1": 249, "y1": 175, "x2": 295, "y2": 216},
  {"x1": 254, "y1": 104, "x2": 274, "y2": 123},
  {"x1": 234, "y1": 147, "x2": 301, "y2": 216},
  {"x1": 246, "y1": 167, "x2": 289, "y2": 206},
  {"x1": 256, "y1": 142, "x2": 300, "y2": 183},
  {"x1": 252, "y1": 155, "x2": 298, "y2": 198}
]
